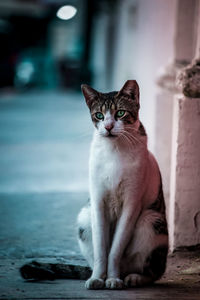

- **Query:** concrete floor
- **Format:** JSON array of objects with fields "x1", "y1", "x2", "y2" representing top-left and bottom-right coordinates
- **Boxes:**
[
  {"x1": 0, "y1": 90, "x2": 200, "y2": 299},
  {"x1": 1, "y1": 254, "x2": 200, "y2": 300}
]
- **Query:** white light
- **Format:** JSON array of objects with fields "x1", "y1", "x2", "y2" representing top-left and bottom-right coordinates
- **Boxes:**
[{"x1": 56, "y1": 5, "x2": 77, "y2": 20}]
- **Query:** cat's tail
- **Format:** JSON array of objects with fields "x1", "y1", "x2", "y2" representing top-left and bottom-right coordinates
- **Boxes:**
[{"x1": 20, "y1": 261, "x2": 92, "y2": 281}]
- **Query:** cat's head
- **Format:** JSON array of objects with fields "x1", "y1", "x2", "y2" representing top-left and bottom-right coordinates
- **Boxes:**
[{"x1": 81, "y1": 80, "x2": 141, "y2": 138}]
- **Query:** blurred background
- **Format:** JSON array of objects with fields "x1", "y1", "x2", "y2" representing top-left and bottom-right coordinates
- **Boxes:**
[
  {"x1": 0, "y1": 0, "x2": 199, "y2": 261},
  {"x1": 0, "y1": 0, "x2": 177, "y2": 147}
]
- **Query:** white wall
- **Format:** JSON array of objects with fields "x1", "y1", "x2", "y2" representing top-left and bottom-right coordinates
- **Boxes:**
[{"x1": 112, "y1": 0, "x2": 177, "y2": 151}]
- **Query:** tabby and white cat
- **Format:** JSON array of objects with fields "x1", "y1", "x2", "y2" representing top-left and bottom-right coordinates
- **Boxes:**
[{"x1": 77, "y1": 80, "x2": 168, "y2": 290}]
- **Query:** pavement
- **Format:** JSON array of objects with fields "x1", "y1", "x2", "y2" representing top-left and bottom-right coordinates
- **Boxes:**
[{"x1": 0, "y1": 89, "x2": 200, "y2": 299}]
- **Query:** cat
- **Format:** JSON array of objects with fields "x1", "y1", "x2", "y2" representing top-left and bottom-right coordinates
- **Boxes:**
[
  {"x1": 19, "y1": 80, "x2": 168, "y2": 288},
  {"x1": 77, "y1": 80, "x2": 168, "y2": 290}
]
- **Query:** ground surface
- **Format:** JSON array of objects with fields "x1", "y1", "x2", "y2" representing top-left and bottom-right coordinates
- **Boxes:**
[
  {"x1": 0, "y1": 251, "x2": 200, "y2": 300},
  {"x1": 0, "y1": 90, "x2": 200, "y2": 299}
]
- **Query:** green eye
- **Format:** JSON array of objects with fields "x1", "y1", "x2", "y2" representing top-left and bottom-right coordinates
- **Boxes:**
[
  {"x1": 116, "y1": 110, "x2": 125, "y2": 118},
  {"x1": 95, "y1": 112, "x2": 104, "y2": 120}
]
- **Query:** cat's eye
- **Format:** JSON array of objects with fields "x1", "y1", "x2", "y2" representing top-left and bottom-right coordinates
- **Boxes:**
[
  {"x1": 95, "y1": 112, "x2": 104, "y2": 120},
  {"x1": 116, "y1": 110, "x2": 125, "y2": 118}
]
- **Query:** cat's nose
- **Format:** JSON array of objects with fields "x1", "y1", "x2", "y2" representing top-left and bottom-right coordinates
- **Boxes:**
[{"x1": 105, "y1": 124, "x2": 114, "y2": 132}]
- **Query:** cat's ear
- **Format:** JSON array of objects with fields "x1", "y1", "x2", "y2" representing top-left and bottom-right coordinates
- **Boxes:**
[
  {"x1": 119, "y1": 80, "x2": 140, "y2": 106},
  {"x1": 81, "y1": 84, "x2": 99, "y2": 108}
]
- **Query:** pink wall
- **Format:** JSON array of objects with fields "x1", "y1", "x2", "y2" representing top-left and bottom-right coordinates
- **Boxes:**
[
  {"x1": 134, "y1": 0, "x2": 177, "y2": 151},
  {"x1": 111, "y1": 0, "x2": 177, "y2": 151}
]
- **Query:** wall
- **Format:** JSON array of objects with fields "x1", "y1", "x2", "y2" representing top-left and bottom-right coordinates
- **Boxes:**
[{"x1": 111, "y1": 0, "x2": 177, "y2": 151}]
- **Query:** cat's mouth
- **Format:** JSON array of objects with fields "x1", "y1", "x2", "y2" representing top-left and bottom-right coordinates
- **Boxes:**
[
  {"x1": 100, "y1": 131, "x2": 118, "y2": 138},
  {"x1": 107, "y1": 133, "x2": 117, "y2": 138}
]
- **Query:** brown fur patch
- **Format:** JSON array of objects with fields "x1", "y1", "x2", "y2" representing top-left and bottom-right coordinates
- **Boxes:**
[
  {"x1": 148, "y1": 181, "x2": 166, "y2": 214},
  {"x1": 139, "y1": 122, "x2": 147, "y2": 136}
]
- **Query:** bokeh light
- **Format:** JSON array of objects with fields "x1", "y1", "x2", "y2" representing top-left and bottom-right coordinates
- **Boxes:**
[{"x1": 56, "y1": 5, "x2": 77, "y2": 21}]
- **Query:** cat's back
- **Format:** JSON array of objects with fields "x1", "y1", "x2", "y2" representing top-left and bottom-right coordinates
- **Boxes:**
[{"x1": 142, "y1": 151, "x2": 163, "y2": 207}]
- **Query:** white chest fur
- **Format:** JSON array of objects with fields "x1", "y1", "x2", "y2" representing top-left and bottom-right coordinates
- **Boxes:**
[
  {"x1": 89, "y1": 134, "x2": 146, "y2": 220},
  {"x1": 90, "y1": 136, "x2": 122, "y2": 190}
]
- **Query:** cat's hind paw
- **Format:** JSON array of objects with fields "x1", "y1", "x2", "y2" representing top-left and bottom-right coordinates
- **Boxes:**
[
  {"x1": 85, "y1": 277, "x2": 105, "y2": 290},
  {"x1": 124, "y1": 273, "x2": 153, "y2": 287},
  {"x1": 105, "y1": 278, "x2": 124, "y2": 289}
]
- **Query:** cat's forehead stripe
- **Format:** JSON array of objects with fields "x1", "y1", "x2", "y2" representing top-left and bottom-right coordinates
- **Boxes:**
[
  {"x1": 100, "y1": 100, "x2": 116, "y2": 113},
  {"x1": 102, "y1": 104, "x2": 106, "y2": 114},
  {"x1": 111, "y1": 103, "x2": 116, "y2": 111},
  {"x1": 91, "y1": 91, "x2": 138, "y2": 117}
]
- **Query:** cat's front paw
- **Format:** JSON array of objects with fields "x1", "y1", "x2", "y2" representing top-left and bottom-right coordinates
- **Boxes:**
[
  {"x1": 85, "y1": 277, "x2": 105, "y2": 290},
  {"x1": 105, "y1": 278, "x2": 124, "y2": 289}
]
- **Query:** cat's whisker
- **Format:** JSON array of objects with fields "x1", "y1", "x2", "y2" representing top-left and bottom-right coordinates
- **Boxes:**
[
  {"x1": 119, "y1": 132, "x2": 136, "y2": 147},
  {"x1": 124, "y1": 131, "x2": 141, "y2": 142},
  {"x1": 127, "y1": 134, "x2": 145, "y2": 147},
  {"x1": 115, "y1": 129, "x2": 140, "y2": 146},
  {"x1": 121, "y1": 129, "x2": 146, "y2": 146},
  {"x1": 114, "y1": 130, "x2": 135, "y2": 146},
  {"x1": 119, "y1": 134, "x2": 129, "y2": 147},
  {"x1": 124, "y1": 126, "x2": 143, "y2": 136},
  {"x1": 124, "y1": 134, "x2": 137, "y2": 147}
]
